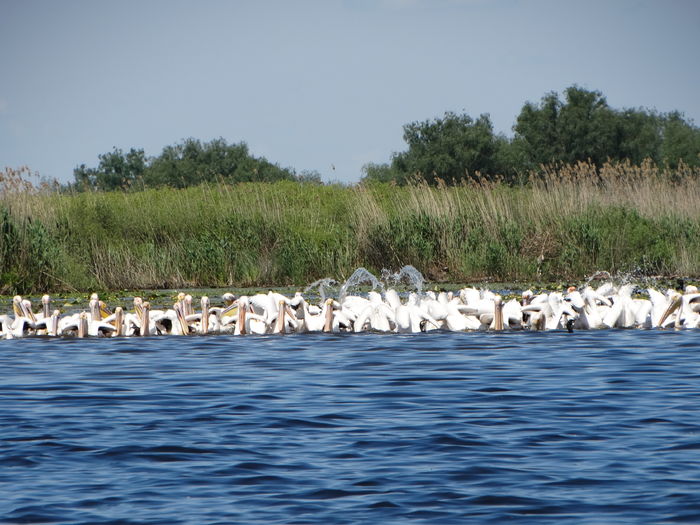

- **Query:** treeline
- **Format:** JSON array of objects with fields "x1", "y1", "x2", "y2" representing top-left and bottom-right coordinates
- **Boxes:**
[
  {"x1": 363, "y1": 86, "x2": 700, "y2": 184},
  {"x1": 71, "y1": 85, "x2": 700, "y2": 191},
  {"x1": 72, "y1": 138, "x2": 322, "y2": 191}
]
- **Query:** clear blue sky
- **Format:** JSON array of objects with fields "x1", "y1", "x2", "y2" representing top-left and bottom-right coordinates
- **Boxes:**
[{"x1": 1, "y1": 0, "x2": 699, "y2": 184}]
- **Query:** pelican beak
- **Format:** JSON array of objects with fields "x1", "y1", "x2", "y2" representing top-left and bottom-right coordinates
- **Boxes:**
[
  {"x1": 12, "y1": 296, "x2": 23, "y2": 318},
  {"x1": 141, "y1": 301, "x2": 151, "y2": 337},
  {"x1": 285, "y1": 304, "x2": 298, "y2": 321},
  {"x1": 493, "y1": 295, "x2": 504, "y2": 331},
  {"x1": 113, "y1": 306, "x2": 124, "y2": 337},
  {"x1": 22, "y1": 299, "x2": 37, "y2": 323},
  {"x1": 78, "y1": 311, "x2": 88, "y2": 338},
  {"x1": 174, "y1": 302, "x2": 191, "y2": 335},
  {"x1": 42, "y1": 294, "x2": 51, "y2": 318},
  {"x1": 99, "y1": 300, "x2": 112, "y2": 319},
  {"x1": 221, "y1": 301, "x2": 239, "y2": 317},
  {"x1": 134, "y1": 297, "x2": 144, "y2": 318},
  {"x1": 658, "y1": 294, "x2": 682, "y2": 327}
]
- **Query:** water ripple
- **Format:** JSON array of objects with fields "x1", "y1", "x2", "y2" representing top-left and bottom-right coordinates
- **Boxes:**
[{"x1": 1, "y1": 331, "x2": 700, "y2": 523}]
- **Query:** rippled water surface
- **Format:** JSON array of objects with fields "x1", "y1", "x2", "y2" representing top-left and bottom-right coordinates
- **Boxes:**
[{"x1": 2, "y1": 331, "x2": 700, "y2": 524}]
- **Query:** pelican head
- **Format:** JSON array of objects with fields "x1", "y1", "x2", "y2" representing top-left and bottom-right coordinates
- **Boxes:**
[
  {"x1": 493, "y1": 295, "x2": 504, "y2": 331},
  {"x1": 133, "y1": 297, "x2": 144, "y2": 318},
  {"x1": 12, "y1": 296, "x2": 23, "y2": 318},
  {"x1": 658, "y1": 292, "x2": 682, "y2": 328},
  {"x1": 89, "y1": 294, "x2": 100, "y2": 322},
  {"x1": 237, "y1": 296, "x2": 249, "y2": 335},
  {"x1": 78, "y1": 311, "x2": 88, "y2": 338},
  {"x1": 42, "y1": 294, "x2": 51, "y2": 318},
  {"x1": 114, "y1": 307, "x2": 124, "y2": 337},
  {"x1": 21, "y1": 299, "x2": 37, "y2": 322},
  {"x1": 140, "y1": 301, "x2": 151, "y2": 336},
  {"x1": 184, "y1": 294, "x2": 194, "y2": 316},
  {"x1": 323, "y1": 298, "x2": 335, "y2": 333},
  {"x1": 274, "y1": 299, "x2": 288, "y2": 334},
  {"x1": 173, "y1": 302, "x2": 191, "y2": 335},
  {"x1": 201, "y1": 296, "x2": 210, "y2": 334}
]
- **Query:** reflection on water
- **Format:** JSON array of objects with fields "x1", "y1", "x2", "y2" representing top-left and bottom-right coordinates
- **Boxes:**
[{"x1": 1, "y1": 330, "x2": 700, "y2": 523}]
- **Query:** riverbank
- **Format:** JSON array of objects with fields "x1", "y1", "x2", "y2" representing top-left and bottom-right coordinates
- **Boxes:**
[{"x1": 2, "y1": 161, "x2": 699, "y2": 294}]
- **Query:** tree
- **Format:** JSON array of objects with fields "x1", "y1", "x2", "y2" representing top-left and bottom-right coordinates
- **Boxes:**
[
  {"x1": 514, "y1": 86, "x2": 620, "y2": 167},
  {"x1": 512, "y1": 86, "x2": 700, "y2": 170},
  {"x1": 512, "y1": 91, "x2": 563, "y2": 170},
  {"x1": 660, "y1": 111, "x2": 700, "y2": 168},
  {"x1": 144, "y1": 138, "x2": 296, "y2": 187},
  {"x1": 612, "y1": 108, "x2": 663, "y2": 165},
  {"x1": 74, "y1": 138, "x2": 299, "y2": 191},
  {"x1": 73, "y1": 147, "x2": 146, "y2": 190},
  {"x1": 361, "y1": 162, "x2": 402, "y2": 184},
  {"x1": 388, "y1": 112, "x2": 502, "y2": 184}
]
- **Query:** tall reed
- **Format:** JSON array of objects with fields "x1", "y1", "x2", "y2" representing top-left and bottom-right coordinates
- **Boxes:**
[{"x1": 1, "y1": 161, "x2": 698, "y2": 293}]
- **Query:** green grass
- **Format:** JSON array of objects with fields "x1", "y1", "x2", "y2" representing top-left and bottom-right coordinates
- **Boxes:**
[{"x1": 2, "y1": 161, "x2": 700, "y2": 294}]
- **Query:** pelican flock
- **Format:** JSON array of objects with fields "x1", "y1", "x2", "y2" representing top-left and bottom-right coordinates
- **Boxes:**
[{"x1": 1, "y1": 278, "x2": 699, "y2": 339}]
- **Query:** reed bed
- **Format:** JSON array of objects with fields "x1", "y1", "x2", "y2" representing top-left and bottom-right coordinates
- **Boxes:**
[{"x1": 1, "y1": 162, "x2": 699, "y2": 294}]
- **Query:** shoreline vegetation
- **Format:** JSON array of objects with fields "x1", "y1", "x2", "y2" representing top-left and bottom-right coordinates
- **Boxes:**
[
  {"x1": 2, "y1": 160, "x2": 699, "y2": 295},
  {"x1": 3, "y1": 85, "x2": 700, "y2": 295}
]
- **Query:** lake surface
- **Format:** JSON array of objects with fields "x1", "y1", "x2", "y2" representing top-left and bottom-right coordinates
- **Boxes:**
[{"x1": 2, "y1": 330, "x2": 700, "y2": 524}]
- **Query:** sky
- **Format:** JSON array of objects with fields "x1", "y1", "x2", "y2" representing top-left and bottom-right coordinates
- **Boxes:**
[{"x1": 1, "y1": 0, "x2": 699, "y2": 184}]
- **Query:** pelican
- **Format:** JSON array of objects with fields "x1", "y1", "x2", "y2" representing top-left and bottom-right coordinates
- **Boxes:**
[
  {"x1": 304, "y1": 298, "x2": 336, "y2": 333},
  {"x1": 4, "y1": 296, "x2": 36, "y2": 338},
  {"x1": 393, "y1": 292, "x2": 441, "y2": 332},
  {"x1": 272, "y1": 299, "x2": 298, "y2": 334},
  {"x1": 199, "y1": 296, "x2": 210, "y2": 334},
  {"x1": 602, "y1": 285, "x2": 637, "y2": 329},
  {"x1": 354, "y1": 292, "x2": 394, "y2": 332},
  {"x1": 234, "y1": 296, "x2": 267, "y2": 335},
  {"x1": 164, "y1": 302, "x2": 193, "y2": 335},
  {"x1": 652, "y1": 289, "x2": 681, "y2": 328},
  {"x1": 172, "y1": 296, "x2": 213, "y2": 335}
]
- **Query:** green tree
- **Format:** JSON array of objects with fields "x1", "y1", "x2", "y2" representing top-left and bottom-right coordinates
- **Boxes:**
[
  {"x1": 512, "y1": 85, "x2": 700, "y2": 170},
  {"x1": 143, "y1": 138, "x2": 295, "y2": 188},
  {"x1": 660, "y1": 111, "x2": 700, "y2": 168},
  {"x1": 511, "y1": 91, "x2": 562, "y2": 170},
  {"x1": 612, "y1": 108, "x2": 663, "y2": 165},
  {"x1": 556, "y1": 87, "x2": 617, "y2": 165},
  {"x1": 361, "y1": 162, "x2": 403, "y2": 184},
  {"x1": 514, "y1": 86, "x2": 620, "y2": 167},
  {"x1": 73, "y1": 147, "x2": 146, "y2": 190},
  {"x1": 389, "y1": 112, "x2": 502, "y2": 184}
]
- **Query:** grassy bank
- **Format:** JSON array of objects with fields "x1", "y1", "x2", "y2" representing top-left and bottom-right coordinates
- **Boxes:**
[{"x1": 1, "y1": 161, "x2": 699, "y2": 294}]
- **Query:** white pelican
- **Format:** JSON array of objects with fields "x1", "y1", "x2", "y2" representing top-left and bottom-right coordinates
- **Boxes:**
[
  {"x1": 153, "y1": 302, "x2": 192, "y2": 336},
  {"x1": 303, "y1": 298, "x2": 336, "y2": 333},
  {"x1": 354, "y1": 292, "x2": 395, "y2": 332},
  {"x1": 272, "y1": 299, "x2": 298, "y2": 334},
  {"x1": 2, "y1": 296, "x2": 34, "y2": 338},
  {"x1": 234, "y1": 296, "x2": 267, "y2": 335}
]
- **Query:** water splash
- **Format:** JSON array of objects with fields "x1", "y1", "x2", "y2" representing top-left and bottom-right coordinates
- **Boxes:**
[
  {"x1": 304, "y1": 278, "x2": 339, "y2": 303},
  {"x1": 578, "y1": 269, "x2": 689, "y2": 298},
  {"x1": 581, "y1": 270, "x2": 613, "y2": 289},
  {"x1": 339, "y1": 268, "x2": 383, "y2": 302},
  {"x1": 381, "y1": 265, "x2": 425, "y2": 294}
]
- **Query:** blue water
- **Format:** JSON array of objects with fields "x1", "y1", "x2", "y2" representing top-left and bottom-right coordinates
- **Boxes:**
[{"x1": 2, "y1": 331, "x2": 700, "y2": 524}]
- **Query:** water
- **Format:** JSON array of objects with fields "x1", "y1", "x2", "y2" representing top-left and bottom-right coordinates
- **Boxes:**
[
  {"x1": 339, "y1": 268, "x2": 384, "y2": 302},
  {"x1": 303, "y1": 278, "x2": 339, "y2": 303},
  {"x1": 382, "y1": 265, "x2": 426, "y2": 295},
  {"x1": 2, "y1": 331, "x2": 700, "y2": 524}
]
